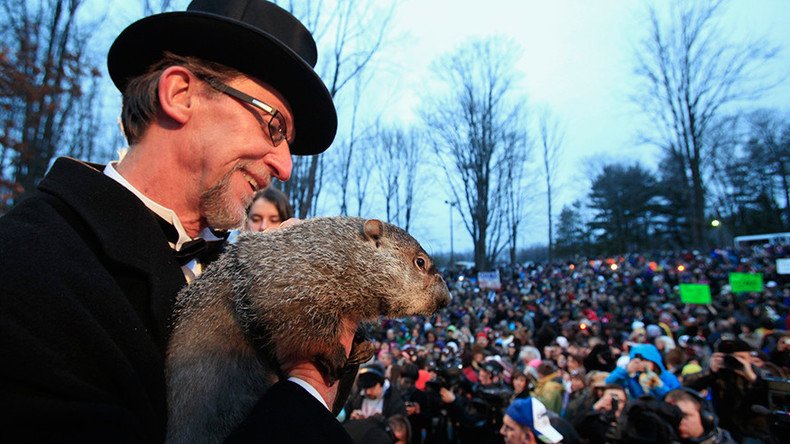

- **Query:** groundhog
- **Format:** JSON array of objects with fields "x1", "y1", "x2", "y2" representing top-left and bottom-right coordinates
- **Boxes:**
[{"x1": 165, "y1": 217, "x2": 451, "y2": 444}]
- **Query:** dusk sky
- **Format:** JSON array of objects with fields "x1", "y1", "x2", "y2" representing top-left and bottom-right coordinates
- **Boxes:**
[
  {"x1": 94, "y1": 1, "x2": 790, "y2": 257},
  {"x1": 382, "y1": 0, "x2": 790, "y2": 255}
]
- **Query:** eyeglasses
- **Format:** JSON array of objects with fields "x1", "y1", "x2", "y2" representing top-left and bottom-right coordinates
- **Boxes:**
[{"x1": 204, "y1": 78, "x2": 289, "y2": 147}]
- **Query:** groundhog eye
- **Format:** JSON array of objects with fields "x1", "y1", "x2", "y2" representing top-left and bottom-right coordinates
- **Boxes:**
[{"x1": 415, "y1": 257, "x2": 426, "y2": 269}]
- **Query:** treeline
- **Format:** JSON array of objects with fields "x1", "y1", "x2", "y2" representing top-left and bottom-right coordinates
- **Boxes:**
[
  {"x1": 555, "y1": 110, "x2": 789, "y2": 257},
  {"x1": 1, "y1": 1, "x2": 786, "y2": 269}
]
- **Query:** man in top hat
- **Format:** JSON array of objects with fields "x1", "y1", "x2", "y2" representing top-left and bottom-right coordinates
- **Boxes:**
[{"x1": 0, "y1": 0, "x2": 344, "y2": 441}]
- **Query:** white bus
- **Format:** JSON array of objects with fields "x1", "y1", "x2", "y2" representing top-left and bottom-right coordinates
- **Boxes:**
[{"x1": 733, "y1": 232, "x2": 790, "y2": 248}]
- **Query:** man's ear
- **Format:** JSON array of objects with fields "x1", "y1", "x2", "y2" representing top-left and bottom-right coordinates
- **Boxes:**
[{"x1": 157, "y1": 66, "x2": 197, "y2": 125}]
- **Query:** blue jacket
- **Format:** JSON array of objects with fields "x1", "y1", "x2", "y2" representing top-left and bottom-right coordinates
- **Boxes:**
[{"x1": 605, "y1": 344, "x2": 680, "y2": 399}]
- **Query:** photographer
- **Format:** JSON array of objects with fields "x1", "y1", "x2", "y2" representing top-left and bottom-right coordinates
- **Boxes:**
[
  {"x1": 419, "y1": 360, "x2": 472, "y2": 443},
  {"x1": 437, "y1": 360, "x2": 512, "y2": 443},
  {"x1": 396, "y1": 364, "x2": 432, "y2": 444},
  {"x1": 572, "y1": 384, "x2": 626, "y2": 444},
  {"x1": 665, "y1": 388, "x2": 735, "y2": 444},
  {"x1": 684, "y1": 338, "x2": 771, "y2": 443}
]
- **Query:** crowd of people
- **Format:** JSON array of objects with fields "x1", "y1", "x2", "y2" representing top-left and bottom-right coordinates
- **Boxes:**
[
  {"x1": 341, "y1": 244, "x2": 790, "y2": 443},
  {"x1": 3, "y1": 0, "x2": 789, "y2": 442}
]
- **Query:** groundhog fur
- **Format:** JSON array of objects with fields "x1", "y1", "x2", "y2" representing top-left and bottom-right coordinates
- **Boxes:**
[{"x1": 165, "y1": 217, "x2": 451, "y2": 444}]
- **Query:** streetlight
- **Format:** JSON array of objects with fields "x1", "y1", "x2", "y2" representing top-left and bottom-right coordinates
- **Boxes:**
[
  {"x1": 445, "y1": 200, "x2": 457, "y2": 266},
  {"x1": 711, "y1": 219, "x2": 723, "y2": 247}
]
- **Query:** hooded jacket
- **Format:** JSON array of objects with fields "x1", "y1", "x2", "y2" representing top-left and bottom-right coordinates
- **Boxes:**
[{"x1": 605, "y1": 343, "x2": 681, "y2": 399}]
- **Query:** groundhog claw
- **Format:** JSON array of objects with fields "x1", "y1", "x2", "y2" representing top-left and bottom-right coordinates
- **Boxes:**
[{"x1": 347, "y1": 340, "x2": 375, "y2": 366}]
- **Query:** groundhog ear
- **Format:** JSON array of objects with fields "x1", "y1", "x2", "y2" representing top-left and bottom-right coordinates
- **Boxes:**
[{"x1": 363, "y1": 219, "x2": 384, "y2": 246}]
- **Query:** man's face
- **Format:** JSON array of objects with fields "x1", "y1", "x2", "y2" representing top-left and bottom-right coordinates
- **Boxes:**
[
  {"x1": 363, "y1": 383, "x2": 383, "y2": 400},
  {"x1": 500, "y1": 415, "x2": 535, "y2": 444},
  {"x1": 195, "y1": 76, "x2": 294, "y2": 229},
  {"x1": 671, "y1": 399, "x2": 706, "y2": 439}
]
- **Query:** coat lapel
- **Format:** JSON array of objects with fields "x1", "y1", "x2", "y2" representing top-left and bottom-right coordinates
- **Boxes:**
[{"x1": 38, "y1": 157, "x2": 186, "y2": 342}]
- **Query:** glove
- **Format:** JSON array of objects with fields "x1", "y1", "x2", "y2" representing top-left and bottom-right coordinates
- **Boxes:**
[{"x1": 639, "y1": 371, "x2": 663, "y2": 391}]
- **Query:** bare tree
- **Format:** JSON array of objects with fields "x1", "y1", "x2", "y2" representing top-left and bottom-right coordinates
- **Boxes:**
[
  {"x1": 275, "y1": 0, "x2": 395, "y2": 218},
  {"x1": 0, "y1": 0, "x2": 103, "y2": 210},
  {"x1": 351, "y1": 145, "x2": 374, "y2": 217},
  {"x1": 374, "y1": 125, "x2": 401, "y2": 224},
  {"x1": 336, "y1": 76, "x2": 365, "y2": 216},
  {"x1": 141, "y1": 0, "x2": 175, "y2": 15},
  {"x1": 499, "y1": 124, "x2": 533, "y2": 266},
  {"x1": 422, "y1": 36, "x2": 526, "y2": 270},
  {"x1": 398, "y1": 128, "x2": 424, "y2": 232},
  {"x1": 538, "y1": 109, "x2": 564, "y2": 262},
  {"x1": 370, "y1": 125, "x2": 424, "y2": 231},
  {"x1": 745, "y1": 110, "x2": 790, "y2": 225},
  {"x1": 633, "y1": 0, "x2": 778, "y2": 247}
]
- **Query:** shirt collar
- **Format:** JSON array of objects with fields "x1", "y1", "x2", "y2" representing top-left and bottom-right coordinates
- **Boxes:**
[
  {"x1": 288, "y1": 376, "x2": 329, "y2": 410},
  {"x1": 103, "y1": 161, "x2": 222, "y2": 250}
]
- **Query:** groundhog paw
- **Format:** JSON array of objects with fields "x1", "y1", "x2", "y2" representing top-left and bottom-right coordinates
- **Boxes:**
[{"x1": 347, "y1": 340, "x2": 374, "y2": 366}]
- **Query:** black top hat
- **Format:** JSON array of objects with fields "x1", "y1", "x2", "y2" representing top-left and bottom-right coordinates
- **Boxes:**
[{"x1": 108, "y1": 0, "x2": 337, "y2": 155}]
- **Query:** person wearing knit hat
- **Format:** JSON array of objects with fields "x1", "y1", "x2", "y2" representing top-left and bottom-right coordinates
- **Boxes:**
[
  {"x1": 680, "y1": 362, "x2": 703, "y2": 377},
  {"x1": 646, "y1": 324, "x2": 663, "y2": 339},
  {"x1": 500, "y1": 397, "x2": 563, "y2": 444}
]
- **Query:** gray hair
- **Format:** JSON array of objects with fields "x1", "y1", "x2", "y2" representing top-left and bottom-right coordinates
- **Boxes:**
[{"x1": 120, "y1": 52, "x2": 242, "y2": 145}]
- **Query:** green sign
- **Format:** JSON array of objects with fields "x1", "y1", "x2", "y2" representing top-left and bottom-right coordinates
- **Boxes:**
[
  {"x1": 729, "y1": 272, "x2": 763, "y2": 293},
  {"x1": 679, "y1": 283, "x2": 712, "y2": 304}
]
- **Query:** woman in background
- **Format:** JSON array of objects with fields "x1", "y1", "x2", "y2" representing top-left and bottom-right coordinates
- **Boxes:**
[{"x1": 245, "y1": 186, "x2": 294, "y2": 232}]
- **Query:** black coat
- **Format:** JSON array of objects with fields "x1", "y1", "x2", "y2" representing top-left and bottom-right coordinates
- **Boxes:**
[
  {"x1": 0, "y1": 157, "x2": 186, "y2": 442},
  {"x1": 227, "y1": 380, "x2": 354, "y2": 444}
]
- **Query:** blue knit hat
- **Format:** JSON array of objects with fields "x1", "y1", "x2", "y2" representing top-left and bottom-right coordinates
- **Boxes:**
[{"x1": 505, "y1": 397, "x2": 563, "y2": 443}]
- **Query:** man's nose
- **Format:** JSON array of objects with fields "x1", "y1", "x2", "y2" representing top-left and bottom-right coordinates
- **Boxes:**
[{"x1": 268, "y1": 143, "x2": 292, "y2": 181}]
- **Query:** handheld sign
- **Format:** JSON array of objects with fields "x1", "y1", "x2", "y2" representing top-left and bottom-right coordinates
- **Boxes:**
[
  {"x1": 477, "y1": 271, "x2": 502, "y2": 291},
  {"x1": 680, "y1": 283, "x2": 712, "y2": 304},
  {"x1": 777, "y1": 258, "x2": 790, "y2": 275},
  {"x1": 729, "y1": 272, "x2": 763, "y2": 293}
]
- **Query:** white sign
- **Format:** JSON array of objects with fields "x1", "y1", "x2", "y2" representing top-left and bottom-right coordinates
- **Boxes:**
[
  {"x1": 478, "y1": 271, "x2": 502, "y2": 290},
  {"x1": 777, "y1": 258, "x2": 790, "y2": 275}
]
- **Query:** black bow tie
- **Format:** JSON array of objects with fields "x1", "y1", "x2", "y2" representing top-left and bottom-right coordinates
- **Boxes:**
[
  {"x1": 173, "y1": 237, "x2": 227, "y2": 266},
  {"x1": 154, "y1": 213, "x2": 229, "y2": 266}
]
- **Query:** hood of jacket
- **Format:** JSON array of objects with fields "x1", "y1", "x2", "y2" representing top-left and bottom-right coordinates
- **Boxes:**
[{"x1": 629, "y1": 343, "x2": 667, "y2": 372}]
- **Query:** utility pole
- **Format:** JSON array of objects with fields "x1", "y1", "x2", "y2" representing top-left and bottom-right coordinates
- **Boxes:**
[{"x1": 445, "y1": 200, "x2": 457, "y2": 266}]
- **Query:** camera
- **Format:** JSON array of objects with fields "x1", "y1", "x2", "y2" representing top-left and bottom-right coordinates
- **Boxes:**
[
  {"x1": 722, "y1": 354, "x2": 744, "y2": 371},
  {"x1": 425, "y1": 365, "x2": 463, "y2": 392}
]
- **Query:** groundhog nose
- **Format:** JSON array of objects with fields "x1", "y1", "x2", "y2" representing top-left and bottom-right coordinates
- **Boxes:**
[{"x1": 437, "y1": 290, "x2": 451, "y2": 308}]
